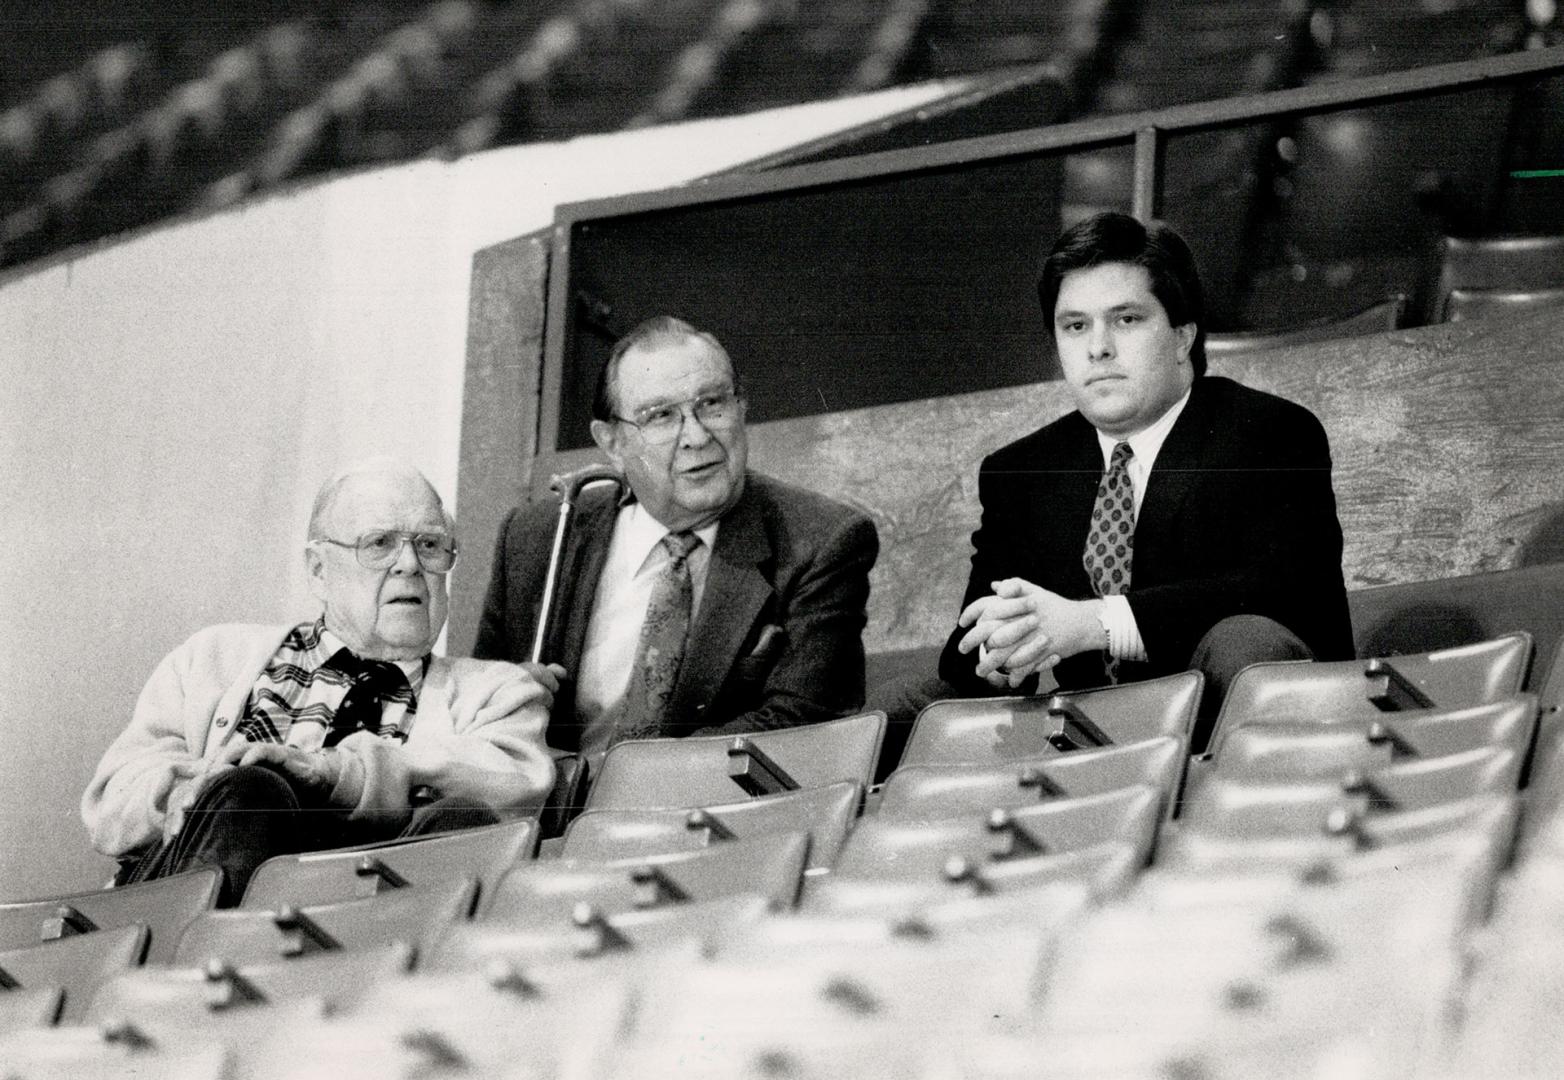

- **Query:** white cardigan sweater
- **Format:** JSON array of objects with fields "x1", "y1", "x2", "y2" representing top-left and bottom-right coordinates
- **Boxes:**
[{"x1": 81, "y1": 623, "x2": 555, "y2": 857}]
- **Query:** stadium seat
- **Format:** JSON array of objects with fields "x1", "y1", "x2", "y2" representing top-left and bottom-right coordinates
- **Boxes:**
[
  {"x1": 877, "y1": 735, "x2": 1184, "y2": 821},
  {"x1": 0, "y1": 868, "x2": 219, "y2": 964},
  {"x1": 0, "y1": 986, "x2": 61, "y2": 1034},
  {"x1": 585, "y1": 711, "x2": 886, "y2": 811},
  {"x1": 0, "y1": 924, "x2": 147, "y2": 1023},
  {"x1": 425, "y1": 894, "x2": 771, "y2": 971},
  {"x1": 1442, "y1": 285, "x2": 1564, "y2": 322},
  {"x1": 239, "y1": 819, "x2": 536, "y2": 910},
  {"x1": 831, "y1": 785, "x2": 1160, "y2": 883},
  {"x1": 1157, "y1": 793, "x2": 1519, "y2": 879},
  {"x1": 798, "y1": 842, "x2": 1141, "y2": 914},
  {"x1": 1183, "y1": 746, "x2": 1523, "y2": 834},
  {"x1": 1208, "y1": 633, "x2": 1533, "y2": 751},
  {"x1": 481, "y1": 831, "x2": 810, "y2": 925},
  {"x1": 84, "y1": 943, "x2": 412, "y2": 1026},
  {"x1": 0, "y1": 1025, "x2": 226, "y2": 1080},
  {"x1": 561, "y1": 781, "x2": 862, "y2": 870},
  {"x1": 328, "y1": 957, "x2": 638, "y2": 1080},
  {"x1": 1204, "y1": 293, "x2": 1407, "y2": 357},
  {"x1": 900, "y1": 672, "x2": 1202, "y2": 767},
  {"x1": 1435, "y1": 233, "x2": 1564, "y2": 312},
  {"x1": 1213, "y1": 697, "x2": 1539, "y2": 778},
  {"x1": 171, "y1": 878, "x2": 477, "y2": 967}
]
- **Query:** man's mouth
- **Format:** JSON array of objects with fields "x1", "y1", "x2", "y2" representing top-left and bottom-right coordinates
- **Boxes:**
[{"x1": 384, "y1": 596, "x2": 424, "y2": 606}]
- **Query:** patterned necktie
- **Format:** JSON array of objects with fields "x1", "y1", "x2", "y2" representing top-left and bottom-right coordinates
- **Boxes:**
[
  {"x1": 616, "y1": 531, "x2": 702, "y2": 744},
  {"x1": 1083, "y1": 441, "x2": 1135, "y2": 683},
  {"x1": 326, "y1": 654, "x2": 409, "y2": 747}
]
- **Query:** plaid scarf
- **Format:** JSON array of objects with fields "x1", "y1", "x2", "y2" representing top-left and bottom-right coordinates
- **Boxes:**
[{"x1": 236, "y1": 618, "x2": 425, "y2": 747}]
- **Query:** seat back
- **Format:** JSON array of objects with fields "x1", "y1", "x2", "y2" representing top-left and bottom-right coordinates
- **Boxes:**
[
  {"x1": 173, "y1": 878, "x2": 477, "y2": 967},
  {"x1": 1205, "y1": 294, "x2": 1407, "y2": 358},
  {"x1": 586, "y1": 712, "x2": 886, "y2": 811},
  {"x1": 833, "y1": 785, "x2": 1160, "y2": 882},
  {"x1": 240, "y1": 819, "x2": 536, "y2": 910},
  {"x1": 0, "y1": 867, "x2": 219, "y2": 965},
  {"x1": 85, "y1": 943, "x2": 413, "y2": 1025},
  {"x1": 878, "y1": 736, "x2": 1184, "y2": 822},
  {"x1": 426, "y1": 895, "x2": 770, "y2": 971},
  {"x1": 0, "y1": 923, "x2": 148, "y2": 1023},
  {"x1": 1443, "y1": 285, "x2": 1564, "y2": 322},
  {"x1": 1212, "y1": 633, "x2": 1532, "y2": 747},
  {"x1": 799, "y1": 843, "x2": 1140, "y2": 915},
  {"x1": 1213, "y1": 697, "x2": 1538, "y2": 776},
  {"x1": 562, "y1": 781, "x2": 861, "y2": 870},
  {"x1": 0, "y1": 986, "x2": 62, "y2": 1035},
  {"x1": 484, "y1": 830, "x2": 810, "y2": 926},
  {"x1": 1184, "y1": 747, "x2": 1521, "y2": 832},
  {"x1": 1436, "y1": 233, "x2": 1564, "y2": 314},
  {"x1": 901, "y1": 672, "x2": 1203, "y2": 767}
]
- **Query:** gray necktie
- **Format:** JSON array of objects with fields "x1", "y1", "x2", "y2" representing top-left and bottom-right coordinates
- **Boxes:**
[
  {"x1": 1083, "y1": 442, "x2": 1134, "y2": 682},
  {"x1": 614, "y1": 531, "x2": 702, "y2": 743}
]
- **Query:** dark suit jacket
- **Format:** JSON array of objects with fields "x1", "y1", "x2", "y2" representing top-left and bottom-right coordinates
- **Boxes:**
[
  {"x1": 474, "y1": 472, "x2": 879, "y2": 751},
  {"x1": 939, "y1": 376, "x2": 1353, "y2": 693}
]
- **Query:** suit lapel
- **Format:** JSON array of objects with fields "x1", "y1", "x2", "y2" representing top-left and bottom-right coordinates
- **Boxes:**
[
  {"x1": 555, "y1": 491, "x2": 619, "y2": 673},
  {"x1": 1135, "y1": 380, "x2": 1214, "y2": 543},
  {"x1": 667, "y1": 484, "x2": 772, "y2": 729}
]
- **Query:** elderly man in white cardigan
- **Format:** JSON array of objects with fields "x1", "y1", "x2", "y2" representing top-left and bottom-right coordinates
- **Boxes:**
[{"x1": 83, "y1": 457, "x2": 559, "y2": 904}]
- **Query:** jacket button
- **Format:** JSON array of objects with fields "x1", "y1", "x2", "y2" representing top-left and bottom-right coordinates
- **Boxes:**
[{"x1": 215, "y1": 717, "x2": 229, "y2": 727}]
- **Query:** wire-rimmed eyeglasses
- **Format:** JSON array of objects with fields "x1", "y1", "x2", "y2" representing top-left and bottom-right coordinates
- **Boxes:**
[
  {"x1": 612, "y1": 391, "x2": 744, "y2": 445},
  {"x1": 312, "y1": 530, "x2": 459, "y2": 573}
]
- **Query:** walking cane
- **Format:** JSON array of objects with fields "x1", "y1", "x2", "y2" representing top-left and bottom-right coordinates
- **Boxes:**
[
  {"x1": 530, "y1": 463, "x2": 625, "y2": 664},
  {"x1": 530, "y1": 463, "x2": 623, "y2": 836}
]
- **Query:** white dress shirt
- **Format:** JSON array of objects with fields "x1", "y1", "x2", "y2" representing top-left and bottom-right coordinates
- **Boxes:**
[
  {"x1": 576, "y1": 503, "x2": 719, "y2": 764},
  {"x1": 1093, "y1": 386, "x2": 1193, "y2": 662}
]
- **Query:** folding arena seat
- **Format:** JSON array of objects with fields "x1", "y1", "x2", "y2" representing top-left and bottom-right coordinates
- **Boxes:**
[
  {"x1": 0, "y1": 868, "x2": 220, "y2": 964},
  {"x1": 0, "y1": 986, "x2": 62, "y2": 1034},
  {"x1": 900, "y1": 672, "x2": 1202, "y2": 768},
  {"x1": 1441, "y1": 284, "x2": 1564, "y2": 322},
  {"x1": 561, "y1": 781, "x2": 861, "y2": 871},
  {"x1": 324, "y1": 956, "x2": 638, "y2": 1080},
  {"x1": 0, "y1": 924, "x2": 147, "y2": 1023},
  {"x1": 239, "y1": 818, "x2": 536, "y2": 910},
  {"x1": 798, "y1": 842, "x2": 1141, "y2": 915},
  {"x1": 1207, "y1": 634, "x2": 1532, "y2": 751},
  {"x1": 1435, "y1": 233, "x2": 1564, "y2": 313},
  {"x1": 171, "y1": 877, "x2": 476, "y2": 967},
  {"x1": 830, "y1": 785, "x2": 1160, "y2": 884},
  {"x1": 85, "y1": 943, "x2": 412, "y2": 1026},
  {"x1": 425, "y1": 894, "x2": 771, "y2": 973},
  {"x1": 1210, "y1": 697, "x2": 1538, "y2": 779},
  {"x1": 878, "y1": 736, "x2": 1184, "y2": 822},
  {"x1": 1156, "y1": 793, "x2": 1519, "y2": 894},
  {"x1": 481, "y1": 830, "x2": 810, "y2": 926},
  {"x1": 585, "y1": 711, "x2": 885, "y2": 811},
  {"x1": 0, "y1": 1026, "x2": 225, "y2": 1080},
  {"x1": 1183, "y1": 747, "x2": 1522, "y2": 833},
  {"x1": 1204, "y1": 294, "x2": 1407, "y2": 358}
]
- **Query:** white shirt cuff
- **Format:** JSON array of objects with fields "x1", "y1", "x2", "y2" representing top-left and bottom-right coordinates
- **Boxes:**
[{"x1": 1100, "y1": 594, "x2": 1147, "y2": 662}]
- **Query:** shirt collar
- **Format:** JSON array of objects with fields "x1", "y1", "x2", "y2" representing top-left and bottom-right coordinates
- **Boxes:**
[
  {"x1": 1094, "y1": 385, "x2": 1193, "y2": 470},
  {"x1": 619, "y1": 501, "x2": 720, "y2": 573},
  {"x1": 317, "y1": 622, "x2": 428, "y2": 689}
]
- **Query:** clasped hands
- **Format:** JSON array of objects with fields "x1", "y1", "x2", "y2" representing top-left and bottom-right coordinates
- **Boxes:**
[
  {"x1": 162, "y1": 660, "x2": 566, "y2": 841},
  {"x1": 956, "y1": 578, "x2": 1106, "y2": 689}
]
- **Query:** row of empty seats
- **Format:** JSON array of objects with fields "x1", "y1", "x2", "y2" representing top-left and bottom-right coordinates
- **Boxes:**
[{"x1": 4, "y1": 622, "x2": 1561, "y2": 1074}]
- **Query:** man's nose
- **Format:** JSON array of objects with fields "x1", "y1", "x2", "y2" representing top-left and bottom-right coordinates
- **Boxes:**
[
  {"x1": 389, "y1": 536, "x2": 421, "y2": 574},
  {"x1": 677, "y1": 407, "x2": 716, "y2": 448},
  {"x1": 1087, "y1": 320, "x2": 1113, "y2": 360}
]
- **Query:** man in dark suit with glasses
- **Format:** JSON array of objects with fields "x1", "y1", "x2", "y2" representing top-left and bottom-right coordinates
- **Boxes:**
[{"x1": 475, "y1": 316, "x2": 879, "y2": 769}]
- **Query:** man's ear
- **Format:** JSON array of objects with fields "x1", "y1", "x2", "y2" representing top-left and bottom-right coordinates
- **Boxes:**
[
  {"x1": 305, "y1": 544, "x2": 328, "y2": 604},
  {"x1": 589, "y1": 419, "x2": 623, "y2": 468},
  {"x1": 1175, "y1": 323, "x2": 1197, "y2": 362}
]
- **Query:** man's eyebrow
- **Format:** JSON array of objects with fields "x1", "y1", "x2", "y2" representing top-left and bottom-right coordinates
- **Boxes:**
[{"x1": 1055, "y1": 300, "x2": 1150, "y2": 319}]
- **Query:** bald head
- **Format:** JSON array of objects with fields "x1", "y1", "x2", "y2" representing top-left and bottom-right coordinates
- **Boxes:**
[{"x1": 308, "y1": 457, "x2": 452, "y2": 543}]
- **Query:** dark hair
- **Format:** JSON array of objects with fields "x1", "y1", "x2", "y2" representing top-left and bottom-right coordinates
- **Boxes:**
[
  {"x1": 591, "y1": 316, "x2": 740, "y2": 422},
  {"x1": 1037, "y1": 212, "x2": 1207, "y2": 376}
]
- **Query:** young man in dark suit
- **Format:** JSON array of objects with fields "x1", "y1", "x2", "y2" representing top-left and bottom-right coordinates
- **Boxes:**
[{"x1": 940, "y1": 212, "x2": 1352, "y2": 749}]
